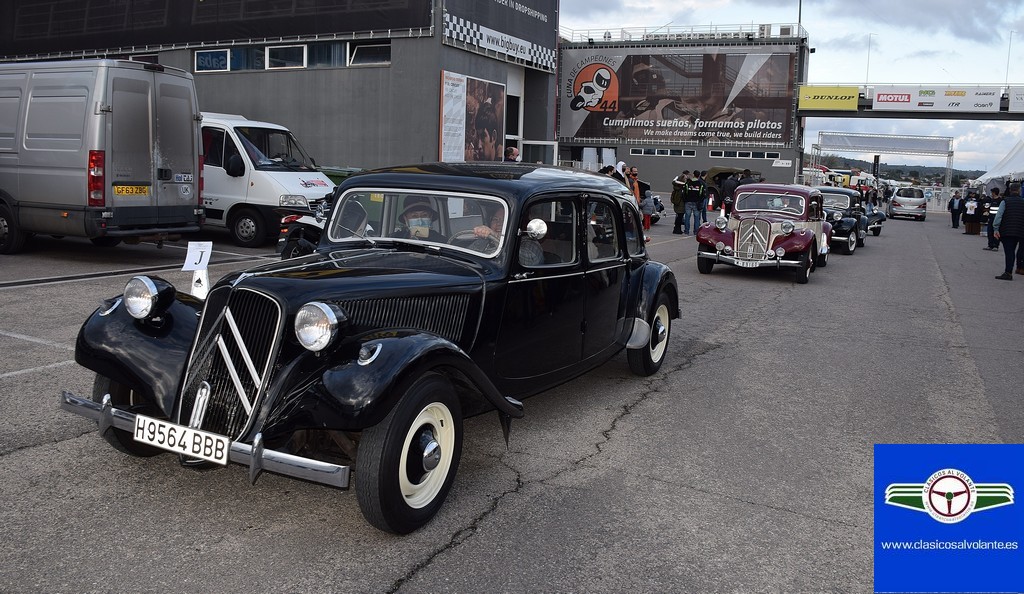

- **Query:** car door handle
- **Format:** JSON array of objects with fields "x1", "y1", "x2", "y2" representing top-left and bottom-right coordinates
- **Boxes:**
[{"x1": 513, "y1": 272, "x2": 534, "y2": 280}]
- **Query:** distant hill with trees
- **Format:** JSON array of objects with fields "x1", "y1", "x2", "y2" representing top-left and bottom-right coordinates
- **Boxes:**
[{"x1": 816, "y1": 154, "x2": 984, "y2": 186}]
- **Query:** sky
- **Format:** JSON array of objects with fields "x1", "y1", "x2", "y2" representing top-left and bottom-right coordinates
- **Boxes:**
[{"x1": 558, "y1": 0, "x2": 1024, "y2": 173}]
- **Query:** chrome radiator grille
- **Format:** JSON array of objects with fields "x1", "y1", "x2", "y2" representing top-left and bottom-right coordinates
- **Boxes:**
[
  {"x1": 736, "y1": 219, "x2": 771, "y2": 260},
  {"x1": 179, "y1": 287, "x2": 282, "y2": 439},
  {"x1": 340, "y1": 294, "x2": 470, "y2": 343}
]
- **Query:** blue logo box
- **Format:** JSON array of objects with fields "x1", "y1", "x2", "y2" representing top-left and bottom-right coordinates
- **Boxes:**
[{"x1": 874, "y1": 444, "x2": 1023, "y2": 593}]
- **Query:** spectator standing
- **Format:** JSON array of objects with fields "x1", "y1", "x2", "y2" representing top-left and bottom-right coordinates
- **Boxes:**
[
  {"x1": 948, "y1": 191, "x2": 964, "y2": 229},
  {"x1": 503, "y1": 146, "x2": 520, "y2": 162},
  {"x1": 984, "y1": 187, "x2": 1002, "y2": 250},
  {"x1": 612, "y1": 161, "x2": 627, "y2": 183},
  {"x1": 719, "y1": 172, "x2": 739, "y2": 216},
  {"x1": 698, "y1": 170, "x2": 710, "y2": 224},
  {"x1": 639, "y1": 190, "x2": 655, "y2": 230},
  {"x1": 670, "y1": 170, "x2": 690, "y2": 234},
  {"x1": 963, "y1": 192, "x2": 981, "y2": 235},
  {"x1": 993, "y1": 181, "x2": 1024, "y2": 280},
  {"x1": 682, "y1": 171, "x2": 703, "y2": 235},
  {"x1": 738, "y1": 168, "x2": 756, "y2": 186}
]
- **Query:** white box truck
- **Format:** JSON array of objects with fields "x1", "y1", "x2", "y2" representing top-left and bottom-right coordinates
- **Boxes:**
[
  {"x1": 200, "y1": 113, "x2": 334, "y2": 247},
  {"x1": 0, "y1": 59, "x2": 204, "y2": 254}
]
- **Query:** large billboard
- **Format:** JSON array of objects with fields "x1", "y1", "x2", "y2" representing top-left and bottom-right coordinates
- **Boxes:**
[
  {"x1": 560, "y1": 47, "x2": 796, "y2": 145},
  {"x1": 443, "y1": 0, "x2": 557, "y2": 71},
  {"x1": 0, "y1": 0, "x2": 432, "y2": 58},
  {"x1": 440, "y1": 71, "x2": 507, "y2": 162}
]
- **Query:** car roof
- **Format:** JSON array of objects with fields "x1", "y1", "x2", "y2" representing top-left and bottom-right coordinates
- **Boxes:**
[
  {"x1": 735, "y1": 183, "x2": 820, "y2": 197},
  {"x1": 337, "y1": 162, "x2": 636, "y2": 204},
  {"x1": 814, "y1": 186, "x2": 860, "y2": 197}
]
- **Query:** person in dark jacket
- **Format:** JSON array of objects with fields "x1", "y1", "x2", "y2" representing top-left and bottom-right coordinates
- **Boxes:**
[
  {"x1": 948, "y1": 191, "x2": 964, "y2": 229},
  {"x1": 719, "y1": 173, "x2": 740, "y2": 216},
  {"x1": 984, "y1": 187, "x2": 1002, "y2": 250},
  {"x1": 992, "y1": 182, "x2": 1024, "y2": 280}
]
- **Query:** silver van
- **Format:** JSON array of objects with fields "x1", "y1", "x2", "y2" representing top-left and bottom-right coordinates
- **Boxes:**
[{"x1": 0, "y1": 59, "x2": 204, "y2": 254}]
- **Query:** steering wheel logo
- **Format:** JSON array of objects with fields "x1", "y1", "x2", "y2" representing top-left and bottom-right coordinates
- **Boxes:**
[{"x1": 922, "y1": 469, "x2": 977, "y2": 523}]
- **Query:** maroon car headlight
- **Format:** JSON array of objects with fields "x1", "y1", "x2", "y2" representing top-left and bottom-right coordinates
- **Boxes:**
[
  {"x1": 295, "y1": 302, "x2": 349, "y2": 352},
  {"x1": 780, "y1": 221, "x2": 795, "y2": 235},
  {"x1": 714, "y1": 216, "x2": 728, "y2": 231}
]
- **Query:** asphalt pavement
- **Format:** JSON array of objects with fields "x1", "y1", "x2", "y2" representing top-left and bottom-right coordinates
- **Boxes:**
[{"x1": 0, "y1": 215, "x2": 1021, "y2": 593}]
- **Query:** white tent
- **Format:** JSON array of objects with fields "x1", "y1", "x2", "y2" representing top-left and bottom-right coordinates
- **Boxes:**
[{"x1": 977, "y1": 139, "x2": 1024, "y2": 184}]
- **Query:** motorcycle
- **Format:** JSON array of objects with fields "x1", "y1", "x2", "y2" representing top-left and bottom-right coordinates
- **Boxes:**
[
  {"x1": 276, "y1": 192, "x2": 333, "y2": 259},
  {"x1": 649, "y1": 194, "x2": 665, "y2": 224}
]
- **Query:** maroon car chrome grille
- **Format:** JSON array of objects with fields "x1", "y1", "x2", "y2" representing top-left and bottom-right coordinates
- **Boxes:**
[
  {"x1": 736, "y1": 219, "x2": 771, "y2": 260},
  {"x1": 340, "y1": 294, "x2": 469, "y2": 343},
  {"x1": 179, "y1": 287, "x2": 282, "y2": 439}
]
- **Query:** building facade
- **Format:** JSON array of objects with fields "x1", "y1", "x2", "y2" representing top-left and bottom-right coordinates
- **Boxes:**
[{"x1": 0, "y1": 0, "x2": 559, "y2": 170}]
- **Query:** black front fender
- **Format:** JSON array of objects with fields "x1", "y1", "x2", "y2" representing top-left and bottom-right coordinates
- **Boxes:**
[
  {"x1": 74, "y1": 293, "x2": 202, "y2": 417},
  {"x1": 258, "y1": 330, "x2": 523, "y2": 440}
]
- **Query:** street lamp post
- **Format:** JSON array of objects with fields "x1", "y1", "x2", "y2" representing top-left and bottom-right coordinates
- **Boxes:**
[
  {"x1": 865, "y1": 33, "x2": 877, "y2": 86},
  {"x1": 1006, "y1": 30, "x2": 1015, "y2": 87}
]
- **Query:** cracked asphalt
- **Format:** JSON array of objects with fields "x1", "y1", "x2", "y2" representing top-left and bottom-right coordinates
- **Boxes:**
[{"x1": 1, "y1": 214, "x2": 1021, "y2": 593}]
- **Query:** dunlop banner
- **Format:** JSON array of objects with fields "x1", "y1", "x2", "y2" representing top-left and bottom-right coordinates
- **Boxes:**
[{"x1": 798, "y1": 85, "x2": 860, "y2": 111}]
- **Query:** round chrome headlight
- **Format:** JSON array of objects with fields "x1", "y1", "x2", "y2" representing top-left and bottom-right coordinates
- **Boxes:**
[
  {"x1": 124, "y1": 276, "x2": 159, "y2": 319},
  {"x1": 714, "y1": 216, "x2": 728, "y2": 231},
  {"x1": 715, "y1": 241, "x2": 725, "y2": 251},
  {"x1": 832, "y1": 211, "x2": 842, "y2": 221},
  {"x1": 780, "y1": 221, "x2": 795, "y2": 235},
  {"x1": 775, "y1": 247, "x2": 786, "y2": 257},
  {"x1": 295, "y1": 302, "x2": 348, "y2": 352}
]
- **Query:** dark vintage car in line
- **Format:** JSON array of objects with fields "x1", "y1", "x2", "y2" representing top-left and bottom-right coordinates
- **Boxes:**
[
  {"x1": 695, "y1": 183, "x2": 832, "y2": 284},
  {"x1": 816, "y1": 186, "x2": 884, "y2": 255},
  {"x1": 59, "y1": 162, "x2": 680, "y2": 534}
]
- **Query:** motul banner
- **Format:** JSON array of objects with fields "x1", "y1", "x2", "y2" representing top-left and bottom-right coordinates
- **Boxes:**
[
  {"x1": 560, "y1": 46, "x2": 796, "y2": 144},
  {"x1": 872, "y1": 86, "x2": 1001, "y2": 112},
  {"x1": 798, "y1": 85, "x2": 860, "y2": 111}
]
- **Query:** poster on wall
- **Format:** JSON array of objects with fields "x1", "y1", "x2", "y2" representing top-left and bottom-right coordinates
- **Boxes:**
[
  {"x1": 560, "y1": 47, "x2": 796, "y2": 145},
  {"x1": 440, "y1": 71, "x2": 506, "y2": 162}
]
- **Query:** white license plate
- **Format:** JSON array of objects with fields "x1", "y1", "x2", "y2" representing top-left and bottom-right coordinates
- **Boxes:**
[
  {"x1": 133, "y1": 414, "x2": 230, "y2": 465},
  {"x1": 734, "y1": 259, "x2": 760, "y2": 268}
]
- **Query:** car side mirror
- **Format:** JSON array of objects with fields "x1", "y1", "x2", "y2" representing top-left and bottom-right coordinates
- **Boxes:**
[
  {"x1": 525, "y1": 218, "x2": 548, "y2": 240},
  {"x1": 226, "y1": 154, "x2": 245, "y2": 177}
]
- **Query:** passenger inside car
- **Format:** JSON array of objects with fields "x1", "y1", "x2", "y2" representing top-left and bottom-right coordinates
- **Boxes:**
[{"x1": 395, "y1": 196, "x2": 447, "y2": 242}]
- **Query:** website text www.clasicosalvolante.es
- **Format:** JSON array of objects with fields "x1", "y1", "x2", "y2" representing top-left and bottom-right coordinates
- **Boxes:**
[{"x1": 880, "y1": 539, "x2": 1018, "y2": 551}]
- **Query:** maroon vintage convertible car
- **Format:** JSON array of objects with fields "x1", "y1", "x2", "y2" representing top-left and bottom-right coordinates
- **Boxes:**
[{"x1": 695, "y1": 183, "x2": 832, "y2": 284}]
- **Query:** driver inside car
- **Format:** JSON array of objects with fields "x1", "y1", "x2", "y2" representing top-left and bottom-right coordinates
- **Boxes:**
[
  {"x1": 396, "y1": 196, "x2": 447, "y2": 242},
  {"x1": 778, "y1": 196, "x2": 802, "y2": 212}
]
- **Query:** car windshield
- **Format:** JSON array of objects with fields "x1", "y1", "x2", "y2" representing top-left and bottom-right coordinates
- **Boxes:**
[
  {"x1": 734, "y1": 191, "x2": 805, "y2": 214},
  {"x1": 328, "y1": 189, "x2": 508, "y2": 258},
  {"x1": 821, "y1": 193, "x2": 851, "y2": 209},
  {"x1": 235, "y1": 126, "x2": 317, "y2": 171},
  {"x1": 896, "y1": 188, "x2": 925, "y2": 199}
]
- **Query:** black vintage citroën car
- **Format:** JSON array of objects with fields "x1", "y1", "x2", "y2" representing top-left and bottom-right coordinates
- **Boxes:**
[{"x1": 60, "y1": 162, "x2": 679, "y2": 533}]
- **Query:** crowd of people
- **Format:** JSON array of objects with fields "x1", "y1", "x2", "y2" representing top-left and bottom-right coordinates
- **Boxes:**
[{"x1": 954, "y1": 182, "x2": 1024, "y2": 280}]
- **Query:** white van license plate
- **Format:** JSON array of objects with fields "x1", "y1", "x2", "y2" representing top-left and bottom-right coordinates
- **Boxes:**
[
  {"x1": 133, "y1": 414, "x2": 229, "y2": 465},
  {"x1": 114, "y1": 185, "x2": 150, "y2": 196}
]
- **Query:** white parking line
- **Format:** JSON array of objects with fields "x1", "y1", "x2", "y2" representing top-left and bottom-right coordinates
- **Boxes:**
[
  {"x1": 0, "y1": 359, "x2": 77, "y2": 379},
  {"x1": 0, "y1": 330, "x2": 76, "y2": 351}
]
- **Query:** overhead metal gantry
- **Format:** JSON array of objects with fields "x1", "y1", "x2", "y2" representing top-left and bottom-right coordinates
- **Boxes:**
[{"x1": 809, "y1": 131, "x2": 954, "y2": 187}]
